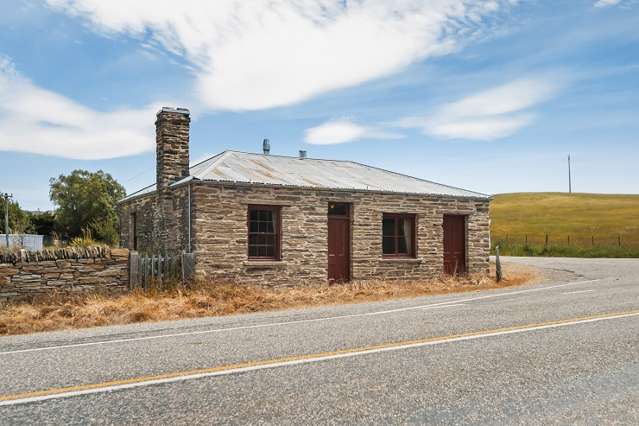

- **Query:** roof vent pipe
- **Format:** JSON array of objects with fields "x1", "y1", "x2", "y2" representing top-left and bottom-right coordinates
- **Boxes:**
[
  {"x1": 262, "y1": 138, "x2": 270, "y2": 155},
  {"x1": 299, "y1": 150, "x2": 307, "y2": 159}
]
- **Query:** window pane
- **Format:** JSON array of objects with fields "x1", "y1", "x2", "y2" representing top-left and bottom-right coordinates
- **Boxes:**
[
  {"x1": 383, "y1": 236, "x2": 395, "y2": 254},
  {"x1": 398, "y1": 236, "x2": 407, "y2": 253},
  {"x1": 248, "y1": 206, "x2": 279, "y2": 259},
  {"x1": 397, "y1": 218, "x2": 406, "y2": 238},
  {"x1": 383, "y1": 218, "x2": 395, "y2": 237},
  {"x1": 328, "y1": 203, "x2": 348, "y2": 216}
]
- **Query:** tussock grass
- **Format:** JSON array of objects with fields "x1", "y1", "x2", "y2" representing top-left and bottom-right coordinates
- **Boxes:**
[
  {"x1": 0, "y1": 263, "x2": 537, "y2": 336},
  {"x1": 491, "y1": 192, "x2": 639, "y2": 257}
]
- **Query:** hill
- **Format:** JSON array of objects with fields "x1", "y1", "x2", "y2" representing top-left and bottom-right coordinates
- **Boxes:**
[{"x1": 490, "y1": 193, "x2": 639, "y2": 257}]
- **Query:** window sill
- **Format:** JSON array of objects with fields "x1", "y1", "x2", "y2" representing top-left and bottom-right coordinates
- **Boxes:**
[
  {"x1": 379, "y1": 257, "x2": 422, "y2": 263},
  {"x1": 243, "y1": 260, "x2": 288, "y2": 269}
]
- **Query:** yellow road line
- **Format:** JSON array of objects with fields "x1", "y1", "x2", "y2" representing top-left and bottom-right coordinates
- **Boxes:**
[{"x1": 1, "y1": 309, "x2": 638, "y2": 406}]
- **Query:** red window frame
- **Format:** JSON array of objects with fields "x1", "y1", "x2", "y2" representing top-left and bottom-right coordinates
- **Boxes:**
[
  {"x1": 247, "y1": 205, "x2": 282, "y2": 260},
  {"x1": 382, "y1": 213, "x2": 416, "y2": 258}
]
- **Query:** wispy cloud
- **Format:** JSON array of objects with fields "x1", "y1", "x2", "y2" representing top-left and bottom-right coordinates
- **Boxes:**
[
  {"x1": 305, "y1": 119, "x2": 401, "y2": 145},
  {"x1": 594, "y1": 0, "x2": 622, "y2": 7},
  {"x1": 397, "y1": 77, "x2": 563, "y2": 140},
  {"x1": 0, "y1": 57, "x2": 161, "y2": 160},
  {"x1": 46, "y1": 0, "x2": 514, "y2": 111}
]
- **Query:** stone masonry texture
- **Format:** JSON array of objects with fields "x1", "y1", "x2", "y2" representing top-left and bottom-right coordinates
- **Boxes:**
[
  {"x1": 0, "y1": 247, "x2": 129, "y2": 303},
  {"x1": 119, "y1": 181, "x2": 490, "y2": 287},
  {"x1": 119, "y1": 107, "x2": 489, "y2": 287}
]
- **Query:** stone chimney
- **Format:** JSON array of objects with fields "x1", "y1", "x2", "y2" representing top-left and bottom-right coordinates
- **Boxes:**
[{"x1": 156, "y1": 107, "x2": 190, "y2": 195}]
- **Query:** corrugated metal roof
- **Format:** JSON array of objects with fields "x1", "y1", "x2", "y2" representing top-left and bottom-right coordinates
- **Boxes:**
[
  {"x1": 122, "y1": 150, "x2": 488, "y2": 201},
  {"x1": 176, "y1": 151, "x2": 487, "y2": 198},
  {"x1": 120, "y1": 183, "x2": 156, "y2": 202}
]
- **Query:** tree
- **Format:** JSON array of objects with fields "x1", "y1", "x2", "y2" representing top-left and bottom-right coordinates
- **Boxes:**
[
  {"x1": 0, "y1": 195, "x2": 32, "y2": 234},
  {"x1": 49, "y1": 170, "x2": 125, "y2": 245},
  {"x1": 29, "y1": 211, "x2": 56, "y2": 237}
]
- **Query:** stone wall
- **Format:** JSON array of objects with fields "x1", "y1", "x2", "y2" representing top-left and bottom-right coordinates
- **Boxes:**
[
  {"x1": 118, "y1": 184, "x2": 189, "y2": 255},
  {"x1": 189, "y1": 182, "x2": 490, "y2": 286},
  {"x1": 0, "y1": 247, "x2": 129, "y2": 303}
]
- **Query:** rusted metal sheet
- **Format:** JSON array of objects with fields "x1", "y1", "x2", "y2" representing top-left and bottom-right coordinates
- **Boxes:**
[
  {"x1": 178, "y1": 151, "x2": 488, "y2": 198},
  {"x1": 124, "y1": 150, "x2": 488, "y2": 201}
]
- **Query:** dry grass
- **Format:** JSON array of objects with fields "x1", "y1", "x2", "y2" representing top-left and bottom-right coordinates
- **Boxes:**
[
  {"x1": 491, "y1": 192, "x2": 639, "y2": 248},
  {"x1": 0, "y1": 263, "x2": 538, "y2": 336}
]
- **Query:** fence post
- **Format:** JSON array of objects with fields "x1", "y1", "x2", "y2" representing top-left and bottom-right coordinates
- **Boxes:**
[
  {"x1": 591, "y1": 236, "x2": 594, "y2": 246},
  {"x1": 567, "y1": 235, "x2": 570, "y2": 245},
  {"x1": 525, "y1": 235, "x2": 528, "y2": 246},
  {"x1": 495, "y1": 245, "x2": 502, "y2": 283},
  {"x1": 128, "y1": 251, "x2": 139, "y2": 290},
  {"x1": 618, "y1": 235, "x2": 621, "y2": 247},
  {"x1": 545, "y1": 233, "x2": 549, "y2": 249}
]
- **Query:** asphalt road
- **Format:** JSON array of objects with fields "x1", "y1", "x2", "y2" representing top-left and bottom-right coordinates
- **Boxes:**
[{"x1": 1, "y1": 257, "x2": 638, "y2": 424}]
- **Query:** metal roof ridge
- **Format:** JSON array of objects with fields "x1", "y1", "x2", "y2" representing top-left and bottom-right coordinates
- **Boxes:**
[
  {"x1": 345, "y1": 159, "x2": 489, "y2": 198},
  {"x1": 224, "y1": 149, "x2": 346, "y2": 163},
  {"x1": 195, "y1": 150, "x2": 234, "y2": 179}
]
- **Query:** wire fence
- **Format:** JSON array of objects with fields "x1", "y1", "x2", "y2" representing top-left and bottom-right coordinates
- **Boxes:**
[
  {"x1": 0, "y1": 234, "x2": 44, "y2": 251},
  {"x1": 491, "y1": 233, "x2": 639, "y2": 249}
]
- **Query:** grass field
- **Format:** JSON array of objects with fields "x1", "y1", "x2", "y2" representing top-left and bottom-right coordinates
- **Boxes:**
[{"x1": 490, "y1": 193, "x2": 639, "y2": 257}]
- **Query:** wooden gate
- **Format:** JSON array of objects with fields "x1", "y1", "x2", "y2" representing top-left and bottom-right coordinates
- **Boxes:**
[{"x1": 128, "y1": 251, "x2": 195, "y2": 290}]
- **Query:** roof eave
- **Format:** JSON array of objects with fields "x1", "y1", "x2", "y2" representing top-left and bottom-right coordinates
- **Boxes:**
[{"x1": 190, "y1": 179, "x2": 490, "y2": 200}]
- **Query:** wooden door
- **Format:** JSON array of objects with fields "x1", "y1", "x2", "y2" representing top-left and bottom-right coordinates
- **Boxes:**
[
  {"x1": 328, "y1": 206, "x2": 350, "y2": 282},
  {"x1": 443, "y1": 215, "x2": 466, "y2": 275}
]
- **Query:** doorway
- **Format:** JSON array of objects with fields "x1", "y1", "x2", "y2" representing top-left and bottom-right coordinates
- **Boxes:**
[
  {"x1": 327, "y1": 202, "x2": 351, "y2": 282},
  {"x1": 443, "y1": 215, "x2": 466, "y2": 275}
]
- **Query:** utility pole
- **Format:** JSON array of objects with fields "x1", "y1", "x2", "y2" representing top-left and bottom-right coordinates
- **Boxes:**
[
  {"x1": 2, "y1": 192, "x2": 12, "y2": 248},
  {"x1": 568, "y1": 154, "x2": 572, "y2": 194}
]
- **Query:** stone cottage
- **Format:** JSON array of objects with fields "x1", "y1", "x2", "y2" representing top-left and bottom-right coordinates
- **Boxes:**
[{"x1": 118, "y1": 107, "x2": 490, "y2": 285}]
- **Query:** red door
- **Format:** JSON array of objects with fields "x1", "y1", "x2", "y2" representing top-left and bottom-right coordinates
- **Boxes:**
[
  {"x1": 443, "y1": 215, "x2": 466, "y2": 275},
  {"x1": 328, "y1": 205, "x2": 350, "y2": 282}
]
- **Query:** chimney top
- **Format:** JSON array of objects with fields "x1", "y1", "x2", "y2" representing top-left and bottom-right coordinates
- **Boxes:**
[
  {"x1": 157, "y1": 107, "x2": 190, "y2": 117},
  {"x1": 262, "y1": 138, "x2": 271, "y2": 155},
  {"x1": 299, "y1": 150, "x2": 307, "y2": 159}
]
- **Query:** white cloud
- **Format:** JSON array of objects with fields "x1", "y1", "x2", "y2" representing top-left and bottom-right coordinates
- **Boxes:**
[
  {"x1": 594, "y1": 0, "x2": 622, "y2": 7},
  {"x1": 397, "y1": 77, "x2": 562, "y2": 140},
  {"x1": 46, "y1": 0, "x2": 513, "y2": 111},
  {"x1": 0, "y1": 61, "x2": 160, "y2": 160},
  {"x1": 305, "y1": 119, "x2": 401, "y2": 145}
]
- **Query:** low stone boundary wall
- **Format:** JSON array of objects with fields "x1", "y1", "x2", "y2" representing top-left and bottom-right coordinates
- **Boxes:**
[{"x1": 0, "y1": 247, "x2": 129, "y2": 303}]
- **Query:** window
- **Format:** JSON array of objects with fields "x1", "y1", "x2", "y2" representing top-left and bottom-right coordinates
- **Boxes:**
[
  {"x1": 328, "y1": 202, "x2": 349, "y2": 216},
  {"x1": 382, "y1": 213, "x2": 416, "y2": 257},
  {"x1": 248, "y1": 205, "x2": 281, "y2": 260}
]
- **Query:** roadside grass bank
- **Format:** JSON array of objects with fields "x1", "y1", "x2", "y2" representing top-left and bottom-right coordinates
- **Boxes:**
[
  {"x1": 0, "y1": 263, "x2": 537, "y2": 336},
  {"x1": 491, "y1": 192, "x2": 639, "y2": 258},
  {"x1": 493, "y1": 243, "x2": 639, "y2": 258}
]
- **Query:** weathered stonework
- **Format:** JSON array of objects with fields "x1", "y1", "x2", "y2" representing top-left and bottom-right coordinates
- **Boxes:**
[
  {"x1": 0, "y1": 248, "x2": 129, "y2": 303},
  {"x1": 189, "y1": 182, "x2": 490, "y2": 286},
  {"x1": 119, "y1": 181, "x2": 490, "y2": 287},
  {"x1": 117, "y1": 106, "x2": 490, "y2": 287}
]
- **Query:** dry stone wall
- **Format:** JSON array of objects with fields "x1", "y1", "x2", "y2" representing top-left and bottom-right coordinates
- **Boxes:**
[{"x1": 0, "y1": 247, "x2": 129, "y2": 303}]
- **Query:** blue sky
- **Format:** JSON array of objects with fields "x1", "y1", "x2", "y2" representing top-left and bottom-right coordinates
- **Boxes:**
[{"x1": 1, "y1": 0, "x2": 637, "y2": 210}]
